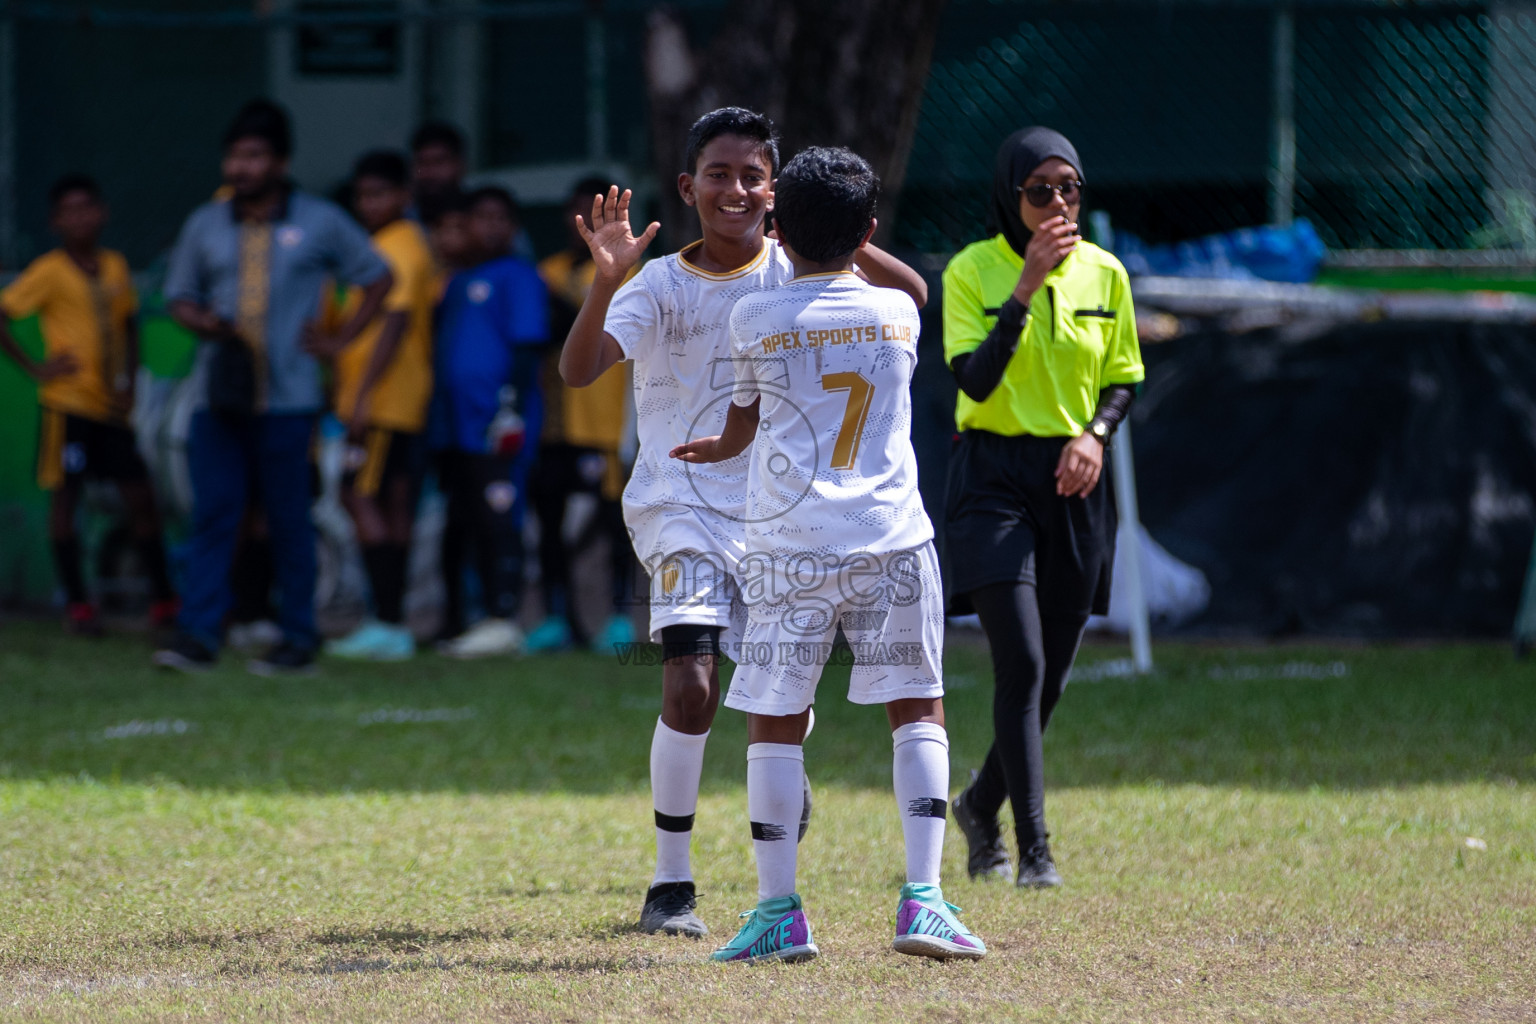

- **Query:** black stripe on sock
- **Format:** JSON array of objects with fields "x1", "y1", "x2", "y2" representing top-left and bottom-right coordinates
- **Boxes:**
[
  {"x1": 750, "y1": 821, "x2": 789, "y2": 842},
  {"x1": 906, "y1": 797, "x2": 948, "y2": 820},
  {"x1": 654, "y1": 810, "x2": 695, "y2": 833}
]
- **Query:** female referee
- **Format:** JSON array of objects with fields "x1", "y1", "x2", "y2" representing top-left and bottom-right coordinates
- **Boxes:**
[{"x1": 942, "y1": 127, "x2": 1144, "y2": 889}]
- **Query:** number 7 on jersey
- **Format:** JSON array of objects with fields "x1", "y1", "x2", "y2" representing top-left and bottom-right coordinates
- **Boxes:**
[{"x1": 820, "y1": 371, "x2": 874, "y2": 471}]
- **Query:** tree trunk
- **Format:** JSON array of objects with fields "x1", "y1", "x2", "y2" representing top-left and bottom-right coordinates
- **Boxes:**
[{"x1": 643, "y1": 0, "x2": 947, "y2": 251}]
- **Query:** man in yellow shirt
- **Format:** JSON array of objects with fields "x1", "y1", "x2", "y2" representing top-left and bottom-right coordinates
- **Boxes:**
[
  {"x1": 526, "y1": 178, "x2": 639, "y2": 653},
  {"x1": 315, "y1": 151, "x2": 437, "y2": 661},
  {"x1": 0, "y1": 175, "x2": 176, "y2": 636}
]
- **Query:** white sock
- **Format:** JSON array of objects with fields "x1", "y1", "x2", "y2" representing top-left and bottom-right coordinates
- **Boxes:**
[
  {"x1": 747, "y1": 742, "x2": 805, "y2": 902},
  {"x1": 651, "y1": 718, "x2": 709, "y2": 885},
  {"x1": 892, "y1": 721, "x2": 950, "y2": 886}
]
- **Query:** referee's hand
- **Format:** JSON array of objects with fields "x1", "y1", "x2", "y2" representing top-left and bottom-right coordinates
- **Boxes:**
[
  {"x1": 1055, "y1": 433, "x2": 1103, "y2": 497},
  {"x1": 1014, "y1": 216, "x2": 1080, "y2": 303}
]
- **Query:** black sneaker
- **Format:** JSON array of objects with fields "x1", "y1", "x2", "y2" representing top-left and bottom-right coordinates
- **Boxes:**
[
  {"x1": 799, "y1": 769, "x2": 813, "y2": 842},
  {"x1": 248, "y1": 642, "x2": 318, "y2": 677},
  {"x1": 639, "y1": 880, "x2": 708, "y2": 937},
  {"x1": 152, "y1": 634, "x2": 216, "y2": 674},
  {"x1": 1016, "y1": 840, "x2": 1063, "y2": 889},
  {"x1": 952, "y1": 784, "x2": 1013, "y2": 882}
]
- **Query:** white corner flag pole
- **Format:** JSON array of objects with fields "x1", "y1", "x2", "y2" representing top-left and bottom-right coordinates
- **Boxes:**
[{"x1": 1112, "y1": 420, "x2": 1154, "y2": 674}]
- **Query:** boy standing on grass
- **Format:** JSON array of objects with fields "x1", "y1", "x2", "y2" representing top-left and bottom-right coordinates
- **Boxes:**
[
  {"x1": 154, "y1": 99, "x2": 392, "y2": 676},
  {"x1": 319, "y1": 151, "x2": 438, "y2": 662},
  {"x1": 0, "y1": 175, "x2": 177, "y2": 637},
  {"x1": 559, "y1": 109, "x2": 928, "y2": 938},
  {"x1": 671, "y1": 147, "x2": 985, "y2": 964},
  {"x1": 427, "y1": 187, "x2": 548, "y2": 658}
]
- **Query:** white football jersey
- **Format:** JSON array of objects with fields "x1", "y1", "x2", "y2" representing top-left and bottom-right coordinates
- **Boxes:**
[
  {"x1": 729, "y1": 271, "x2": 933, "y2": 561},
  {"x1": 604, "y1": 239, "x2": 795, "y2": 567}
]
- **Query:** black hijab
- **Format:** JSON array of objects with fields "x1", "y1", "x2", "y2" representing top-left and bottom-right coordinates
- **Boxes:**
[{"x1": 988, "y1": 126, "x2": 1083, "y2": 258}]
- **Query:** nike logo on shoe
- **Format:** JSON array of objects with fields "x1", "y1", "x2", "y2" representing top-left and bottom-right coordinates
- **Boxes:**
[
  {"x1": 747, "y1": 914, "x2": 796, "y2": 958},
  {"x1": 906, "y1": 907, "x2": 958, "y2": 942}
]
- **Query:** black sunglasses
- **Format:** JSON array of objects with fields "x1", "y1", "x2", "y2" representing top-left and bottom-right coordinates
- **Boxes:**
[{"x1": 1017, "y1": 181, "x2": 1083, "y2": 208}]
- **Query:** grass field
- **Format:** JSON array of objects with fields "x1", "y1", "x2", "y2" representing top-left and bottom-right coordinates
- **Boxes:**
[{"x1": 1, "y1": 622, "x2": 1532, "y2": 1022}]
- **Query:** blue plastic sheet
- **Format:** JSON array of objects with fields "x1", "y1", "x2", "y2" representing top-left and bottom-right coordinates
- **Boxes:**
[{"x1": 1111, "y1": 220, "x2": 1327, "y2": 284}]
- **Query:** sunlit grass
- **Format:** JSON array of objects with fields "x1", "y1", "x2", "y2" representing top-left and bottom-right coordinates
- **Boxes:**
[{"x1": 1, "y1": 622, "x2": 1532, "y2": 1021}]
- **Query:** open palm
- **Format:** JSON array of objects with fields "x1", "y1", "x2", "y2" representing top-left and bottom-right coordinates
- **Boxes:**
[{"x1": 577, "y1": 186, "x2": 661, "y2": 282}]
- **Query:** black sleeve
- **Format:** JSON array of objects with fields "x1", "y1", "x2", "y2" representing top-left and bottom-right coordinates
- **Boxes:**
[
  {"x1": 949, "y1": 296, "x2": 1028, "y2": 403},
  {"x1": 1088, "y1": 383, "x2": 1137, "y2": 436}
]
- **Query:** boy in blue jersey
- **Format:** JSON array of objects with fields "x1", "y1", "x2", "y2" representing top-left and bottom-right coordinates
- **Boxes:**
[{"x1": 428, "y1": 187, "x2": 548, "y2": 657}]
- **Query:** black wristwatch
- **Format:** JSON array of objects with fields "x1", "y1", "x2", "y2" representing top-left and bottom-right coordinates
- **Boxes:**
[{"x1": 1086, "y1": 420, "x2": 1112, "y2": 446}]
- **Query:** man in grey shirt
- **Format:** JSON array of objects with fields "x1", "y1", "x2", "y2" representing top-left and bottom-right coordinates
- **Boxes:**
[{"x1": 153, "y1": 99, "x2": 392, "y2": 675}]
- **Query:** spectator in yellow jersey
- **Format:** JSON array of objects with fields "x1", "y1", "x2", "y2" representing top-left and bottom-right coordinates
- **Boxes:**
[
  {"x1": 526, "y1": 178, "x2": 640, "y2": 653},
  {"x1": 319, "y1": 151, "x2": 437, "y2": 661},
  {"x1": 0, "y1": 175, "x2": 177, "y2": 637}
]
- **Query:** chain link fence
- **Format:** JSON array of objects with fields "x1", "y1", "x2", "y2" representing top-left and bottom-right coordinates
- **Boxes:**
[
  {"x1": 2, "y1": 1, "x2": 1530, "y2": 266},
  {"x1": 900, "y1": 0, "x2": 1536, "y2": 259}
]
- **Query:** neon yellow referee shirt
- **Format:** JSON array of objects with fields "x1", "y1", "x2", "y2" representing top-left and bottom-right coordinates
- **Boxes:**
[{"x1": 942, "y1": 234, "x2": 1143, "y2": 437}]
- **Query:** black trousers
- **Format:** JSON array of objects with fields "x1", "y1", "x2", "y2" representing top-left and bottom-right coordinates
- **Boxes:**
[
  {"x1": 436, "y1": 450, "x2": 522, "y2": 632},
  {"x1": 966, "y1": 581, "x2": 1088, "y2": 848},
  {"x1": 944, "y1": 430, "x2": 1114, "y2": 850},
  {"x1": 530, "y1": 441, "x2": 634, "y2": 642}
]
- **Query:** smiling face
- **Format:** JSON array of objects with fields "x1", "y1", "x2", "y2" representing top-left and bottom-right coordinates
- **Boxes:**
[
  {"x1": 1017, "y1": 157, "x2": 1082, "y2": 233},
  {"x1": 678, "y1": 133, "x2": 775, "y2": 243}
]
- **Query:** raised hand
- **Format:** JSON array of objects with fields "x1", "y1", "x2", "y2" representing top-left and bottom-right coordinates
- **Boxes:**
[
  {"x1": 1014, "y1": 215, "x2": 1080, "y2": 305},
  {"x1": 576, "y1": 186, "x2": 661, "y2": 285}
]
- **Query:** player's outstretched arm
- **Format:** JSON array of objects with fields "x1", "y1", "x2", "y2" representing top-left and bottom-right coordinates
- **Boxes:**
[
  {"x1": 669, "y1": 397, "x2": 761, "y2": 464},
  {"x1": 560, "y1": 186, "x2": 660, "y2": 388},
  {"x1": 853, "y1": 237, "x2": 929, "y2": 309}
]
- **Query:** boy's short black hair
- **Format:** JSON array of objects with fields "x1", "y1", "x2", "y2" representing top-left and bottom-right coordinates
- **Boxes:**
[
  {"x1": 418, "y1": 188, "x2": 470, "y2": 227},
  {"x1": 352, "y1": 150, "x2": 410, "y2": 187},
  {"x1": 223, "y1": 98, "x2": 293, "y2": 159},
  {"x1": 411, "y1": 121, "x2": 466, "y2": 157},
  {"x1": 468, "y1": 185, "x2": 520, "y2": 222},
  {"x1": 684, "y1": 107, "x2": 779, "y2": 176},
  {"x1": 49, "y1": 173, "x2": 102, "y2": 209},
  {"x1": 771, "y1": 147, "x2": 880, "y2": 264}
]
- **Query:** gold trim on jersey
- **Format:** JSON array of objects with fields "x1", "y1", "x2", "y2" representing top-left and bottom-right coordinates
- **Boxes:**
[
  {"x1": 36, "y1": 408, "x2": 66, "y2": 491},
  {"x1": 676, "y1": 239, "x2": 771, "y2": 281},
  {"x1": 792, "y1": 270, "x2": 859, "y2": 281}
]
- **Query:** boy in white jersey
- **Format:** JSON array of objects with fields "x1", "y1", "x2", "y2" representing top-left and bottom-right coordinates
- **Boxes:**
[
  {"x1": 559, "y1": 110, "x2": 928, "y2": 937},
  {"x1": 672, "y1": 147, "x2": 985, "y2": 964}
]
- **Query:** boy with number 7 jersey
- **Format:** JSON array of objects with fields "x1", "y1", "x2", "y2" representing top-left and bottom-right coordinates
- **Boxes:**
[
  {"x1": 671, "y1": 146, "x2": 984, "y2": 964},
  {"x1": 558, "y1": 108, "x2": 927, "y2": 938}
]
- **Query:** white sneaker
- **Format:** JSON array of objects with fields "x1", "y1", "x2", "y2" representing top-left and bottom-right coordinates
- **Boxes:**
[
  {"x1": 439, "y1": 618, "x2": 525, "y2": 659},
  {"x1": 228, "y1": 619, "x2": 282, "y2": 651}
]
